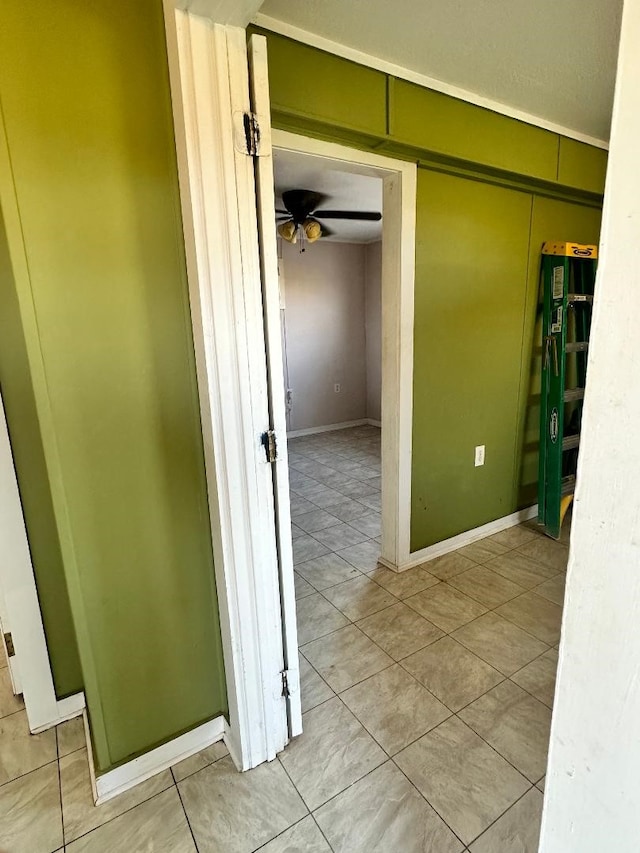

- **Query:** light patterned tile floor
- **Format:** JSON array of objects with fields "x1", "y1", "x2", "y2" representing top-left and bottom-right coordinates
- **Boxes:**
[{"x1": 1, "y1": 425, "x2": 570, "y2": 851}]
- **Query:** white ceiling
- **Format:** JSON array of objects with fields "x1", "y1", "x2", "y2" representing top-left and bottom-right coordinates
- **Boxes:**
[
  {"x1": 257, "y1": 0, "x2": 623, "y2": 143},
  {"x1": 273, "y1": 148, "x2": 383, "y2": 243}
]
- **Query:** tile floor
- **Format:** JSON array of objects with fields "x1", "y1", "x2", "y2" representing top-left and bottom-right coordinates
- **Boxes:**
[{"x1": 0, "y1": 425, "x2": 570, "y2": 852}]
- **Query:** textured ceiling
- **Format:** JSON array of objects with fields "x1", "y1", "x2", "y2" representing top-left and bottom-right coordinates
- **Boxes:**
[
  {"x1": 273, "y1": 148, "x2": 383, "y2": 243},
  {"x1": 257, "y1": 0, "x2": 623, "y2": 143}
]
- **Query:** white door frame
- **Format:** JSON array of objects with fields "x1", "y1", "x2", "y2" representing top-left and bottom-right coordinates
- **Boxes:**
[
  {"x1": 0, "y1": 390, "x2": 85, "y2": 732},
  {"x1": 164, "y1": 9, "x2": 291, "y2": 770},
  {"x1": 270, "y1": 131, "x2": 417, "y2": 572}
]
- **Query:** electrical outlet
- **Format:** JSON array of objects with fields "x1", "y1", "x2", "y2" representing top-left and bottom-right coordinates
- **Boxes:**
[
  {"x1": 334, "y1": 383, "x2": 341, "y2": 393},
  {"x1": 475, "y1": 445, "x2": 485, "y2": 467}
]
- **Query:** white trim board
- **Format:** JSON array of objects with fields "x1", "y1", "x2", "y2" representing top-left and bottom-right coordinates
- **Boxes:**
[
  {"x1": 287, "y1": 419, "x2": 382, "y2": 438},
  {"x1": 90, "y1": 715, "x2": 226, "y2": 804},
  {"x1": 254, "y1": 14, "x2": 609, "y2": 151},
  {"x1": 287, "y1": 419, "x2": 369, "y2": 438},
  {"x1": 381, "y1": 505, "x2": 539, "y2": 572},
  {"x1": 273, "y1": 130, "x2": 416, "y2": 573}
]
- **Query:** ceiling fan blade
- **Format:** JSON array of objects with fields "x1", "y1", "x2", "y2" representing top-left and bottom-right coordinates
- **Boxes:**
[
  {"x1": 275, "y1": 209, "x2": 289, "y2": 214},
  {"x1": 314, "y1": 210, "x2": 382, "y2": 221},
  {"x1": 276, "y1": 215, "x2": 290, "y2": 220},
  {"x1": 320, "y1": 224, "x2": 335, "y2": 237}
]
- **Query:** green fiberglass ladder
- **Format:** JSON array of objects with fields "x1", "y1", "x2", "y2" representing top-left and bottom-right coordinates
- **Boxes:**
[{"x1": 538, "y1": 241, "x2": 597, "y2": 539}]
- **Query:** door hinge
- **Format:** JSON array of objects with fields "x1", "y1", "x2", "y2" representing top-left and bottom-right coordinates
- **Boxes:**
[
  {"x1": 243, "y1": 111, "x2": 261, "y2": 156},
  {"x1": 281, "y1": 669, "x2": 290, "y2": 698},
  {"x1": 261, "y1": 429, "x2": 278, "y2": 463},
  {"x1": 3, "y1": 632, "x2": 15, "y2": 658}
]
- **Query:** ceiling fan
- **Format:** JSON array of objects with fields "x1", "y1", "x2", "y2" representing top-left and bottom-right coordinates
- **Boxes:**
[{"x1": 276, "y1": 189, "x2": 382, "y2": 247}]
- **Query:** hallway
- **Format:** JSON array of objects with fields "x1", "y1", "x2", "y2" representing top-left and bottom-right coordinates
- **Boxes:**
[{"x1": 0, "y1": 425, "x2": 567, "y2": 851}]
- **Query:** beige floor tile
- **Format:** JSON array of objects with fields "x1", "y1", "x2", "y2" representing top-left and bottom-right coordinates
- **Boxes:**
[
  {"x1": 315, "y1": 761, "x2": 463, "y2": 853},
  {"x1": 356, "y1": 602, "x2": 443, "y2": 660},
  {"x1": 295, "y1": 593, "x2": 349, "y2": 646},
  {"x1": 66, "y1": 788, "x2": 195, "y2": 852},
  {"x1": 457, "y1": 538, "x2": 508, "y2": 564},
  {"x1": 470, "y1": 788, "x2": 543, "y2": 853},
  {"x1": 290, "y1": 524, "x2": 305, "y2": 540},
  {"x1": 341, "y1": 665, "x2": 450, "y2": 755},
  {"x1": 301, "y1": 625, "x2": 393, "y2": 693},
  {"x1": 537, "y1": 776, "x2": 546, "y2": 791},
  {"x1": 0, "y1": 668, "x2": 24, "y2": 718},
  {"x1": 486, "y1": 552, "x2": 557, "y2": 589},
  {"x1": 395, "y1": 716, "x2": 529, "y2": 846},
  {"x1": 315, "y1": 497, "x2": 371, "y2": 522},
  {"x1": 259, "y1": 817, "x2": 331, "y2": 852},
  {"x1": 496, "y1": 591, "x2": 563, "y2": 645},
  {"x1": 293, "y1": 534, "x2": 330, "y2": 565},
  {"x1": 535, "y1": 573, "x2": 566, "y2": 606},
  {"x1": 446, "y1": 566, "x2": 525, "y2": 609},
  {"x1": 511, "y1": 649, "x2": 558, "y2": 708},
  {"x1": 56, "y1": 717, "x2": 85, "y2": 759},
  {"x1": 488, "y1": 524, "x2": 539, "y2": 550},
  {"x1": 402, "y1": 637, "x2": 504, "y2": 712},
  {"x1": 347, "y1": 512, "x2": 381, "y2": 538},
  {"x1": 405, "y1": 583, "x2": 487, "y2": 633},
  {"x1": 298, "y1": 655, "x2": 334, "y2": 713},
  {"x1": 278, "y1": 697, "x2": 385, "y2": 810},
  {"x1": 322, "y1": 576, "x2": 396, "y2": 621},
  {"x1": 420, "y1": 552, "x2": 477, "y2": 581},
  {"x1": 61, "y1": 748, "x2": 173, "y2": 844},
  {"x1": 290, "y1": 496, "x2": 318, "y2": 517},
  {"x1": 179, "y1": 755, "x2": 306, "y2": 852},
  {"x1": 452, "y1": 612, "x2": 548, "y2": 676},
  {"x1": 171, "y1": 740, "x2": 228, "y2": 783},
  {"x1": 367, "y1": 566, "x2": 439, "y2": 599},
  {"x1": 517, "y1": 537, "x2": 569, "y2": 573},
  {"x1": 311, "y1": 523, "x2": 369, "y2": 550},
  {"x1": 459, "y1": 680, "x2": 552, "y2": 782},
  {"x1": 0, "y1": 710, "x2": 56, "y2": 785},
  {"x1": 295, "y1": 554, "x2": 361, "y2": 591},
  {"x1": 337, "y1": 540, "x2": 381, "y2": 572},
  {"x1": 294, "y1": 509, "x2": 341, "y2": 534},
  {"x1": 294, "y1": 571, "x2": 315, "y2": 600},
  {"x1": 0, "y1": 762, "x2": 62, "y2": 853}
]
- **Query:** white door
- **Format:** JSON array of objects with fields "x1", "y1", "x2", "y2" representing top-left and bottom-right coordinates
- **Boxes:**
[{"x1": 246, "y1": 33, "x2": 302, "y2": 738}]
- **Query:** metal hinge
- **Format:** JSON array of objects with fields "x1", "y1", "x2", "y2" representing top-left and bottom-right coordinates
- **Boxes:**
[
  {"x1": 261, "y1": 429, "x2": 277, "y2": 463},
  {"x1": 3, "y1": 632, "x2": 15, "y2": 658},
  {"x1": 243, "y1": 111, "x2": 261, "y2": 156},
  {"x1": 281, "y1": 670, "x2": 290, "y2": 698}
]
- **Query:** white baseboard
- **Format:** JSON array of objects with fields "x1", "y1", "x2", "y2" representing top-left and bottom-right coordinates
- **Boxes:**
[
  {"x1": 30, "y1": 692, "x2": 86, "y2": 734},
  {"x1": 381, "y1": 505, "x2": 539, "y2": 572},
  {"x1": 90, "y1": 715, "x2": 226, "y2": 804},
  {"x1": 367, "y1": 418, "x2": 381, "y2": 428},
  {"x1": 287, "y1": 419, "x2": 369, "y2": 438}
]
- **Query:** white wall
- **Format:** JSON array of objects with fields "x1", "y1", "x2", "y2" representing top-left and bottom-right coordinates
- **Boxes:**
[
  {"x1": 365, "y1": 241, "x2": 382, "y2": 422},
  {"x1": 539, "y1": 2, "x2": 640, "y2": 849},
  {"x1": 281, "y1": 240, "x2": 367, "y2": 431}
]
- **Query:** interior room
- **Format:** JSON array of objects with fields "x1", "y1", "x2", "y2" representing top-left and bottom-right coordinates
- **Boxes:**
[{"x1": 0, "y1": 0, "x2": 637, "y2": 851}]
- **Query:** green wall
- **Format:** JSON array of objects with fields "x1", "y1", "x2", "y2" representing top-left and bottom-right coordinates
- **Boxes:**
[
  {"x1": 0, "y1": 1, "x2": 226, "y2": 771},
  {"x1": 253, "y1": 26, "x2": 604, "y2": 551},
  {"x1": 0, "y1": 210, "x2": 82, "y2": 698}
]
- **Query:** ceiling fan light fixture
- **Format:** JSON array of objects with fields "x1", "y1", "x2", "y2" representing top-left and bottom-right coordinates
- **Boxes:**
[
  {"x1": 277, "y1": 220, "x2": 297, "y2": 244},
  {"x1": 303, "y1": 218, "x2": 322, "y2": 243}
]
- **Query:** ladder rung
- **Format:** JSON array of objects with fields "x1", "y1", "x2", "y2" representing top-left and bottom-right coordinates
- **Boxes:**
[
  {"x1": 563, "y1": 434, "x2": 580, "y2": 451},
  {"x1": 562, "y1": 475, "x2": 576, "y2": 496},
  {"x1": 564, "y1": 388, "x2": 585, "y2": 402},
  {"x1": 566, "y1": 341, "x2": 589, "y2": 353},
  {"x1": 568, "y1": 294, "x2": 593, "y2": 304}
]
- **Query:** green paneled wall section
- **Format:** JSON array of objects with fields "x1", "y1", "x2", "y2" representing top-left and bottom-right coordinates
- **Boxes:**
[
  {"x1": 252, "y1": 26, "x2": 608, "y2": 196},
  {"x1": 0, "y1": 1, "x2": 226, "y2": 771},
  {"x1": 254, "y1": 25, "x2": 603, "y2": 551},
  {"x1": 0, "y1": 211, "x2": 83, "y2": 698},
  {"x1": 390, "y1": 79, "x2": 559, "y2": 182},
  {"x1": 558, "y1": 138, "x2": 609, "y2": 195},
  {"x1": 411, "y1": 171, "x2": 532, "y2": 548}
]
